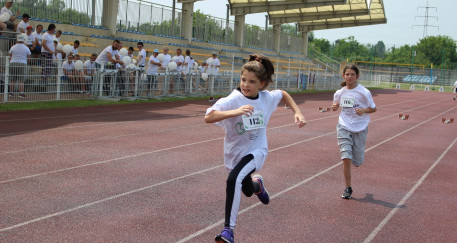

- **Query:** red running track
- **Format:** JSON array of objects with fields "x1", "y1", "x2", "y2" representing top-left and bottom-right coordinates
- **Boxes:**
[{"x1": 1, "y1": 89, "x2": 456, "y2": 242}]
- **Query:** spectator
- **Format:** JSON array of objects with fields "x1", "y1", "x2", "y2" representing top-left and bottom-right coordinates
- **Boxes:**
[
  {"x1": 61, "y1": 54, "x2": 75, "y2": 91},
  {"x1": 8, "y1": 34, "x2": 31, "y2": 98},
  {"x1": 55, "y1": 30, "x2": 62, "y2": 42},
  {"x1": 199, "y1": 61, "x2": 208, "y2": 90},
  {"x1": 182, "y1": 49, "x2": 194, "y2": 76},
  {"x1": 136, "y1": 42, "x2": 146, "y2": 67},
  {"x1": 1, "y1": 0, "x2": 19, "y2": 32},
  {"x1": 17, "y1": 13, "x2": 30, "y2": 33},
  {"x1": 158, "y1": 46, "x2": 171, "y2": 72},
  {"x1": 173, "y1": 48, "x2": 184, "y2": 73},
  {"x1": 71, "y1": 40, "x2": 80, "y2": 55},
  {"x1": 84, "y1": 54, "x2": 97, "y2": 93},
  {"x1": 25, "y1": 26, "x2": 34, "y2": 51},
  {"x1": 53, "y1": 38, "x2": 65, "y2": 61},
  {"x1": 41, "y1": 23, "x2": 56, "y2": 84},
  {"x1": 206, "y1": 51, "x2": 220, "y2": 76},
  {"x1": 95, "y1": 39, "x2": 123, "y2": 68},
  {"x1": 73, "y1": 54, "x2": 87, "y2": 93},
  {"x1": 146, "y1": 48, "x2": 161, "y2": 96},
  {"x1": 31, "y1": 24, "x2": 43, "y2": 59}
]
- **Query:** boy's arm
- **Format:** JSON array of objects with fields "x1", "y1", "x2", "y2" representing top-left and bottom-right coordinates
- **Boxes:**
[
  {"x1": 281, "y1": 91, "x2": 306, "y2": 128},
  {"x1": 205, "y1": 105, "x2": 254, "y2": 123}
]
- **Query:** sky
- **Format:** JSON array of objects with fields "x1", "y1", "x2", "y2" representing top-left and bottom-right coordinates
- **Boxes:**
[{"x1": 151, "y1": 0, "x2": 457, "y2": 49}]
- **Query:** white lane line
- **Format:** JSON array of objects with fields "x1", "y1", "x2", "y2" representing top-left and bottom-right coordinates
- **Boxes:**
[
  {"x1": 1, "y1": 101, "x2": 453, "y2": 233},
  {"x1": 0, "y1": 164, "x2": 223, "y2": 233},
  {"x1": 1, "y1": 98, "x2": 447, "y2": 184},
  {"x1": 0, "y1": 95, "x2": 431, "y2": 137},
  {"x1": 363, "y1": 137, "x2": 457, "y2": 243},
  {"x1": 176, "y1": 105, "x2": 457, "y2": 242}
]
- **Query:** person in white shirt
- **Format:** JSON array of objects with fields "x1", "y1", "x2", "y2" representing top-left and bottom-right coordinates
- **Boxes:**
[
  {"x1": 206, "y1": 52, "x2": 221, "y2": 76},
  {"x1": 17, "y1": 13, "x2": 30, "y2": 33},
  {"x1": 205, "y1": 54, "x2": 306, "y2": 242},
  {"x1": 41, "y1": 24, "x2": 56, "y2": 83},
  {"x1": 84, "y1": 54, "x2": 97, "y2": 93},
  {"x1": 8, "y1": 34, "x2": 31, "y2": 98},
  {"x1": 71, "y1": 40, "x2": 80, "y2": 55},
  {"x1": 453, "y1": 80, "x2": 457, "y2": 100},
  {"x1": 199, "y1": 61, "x2": 208, "y2": 90},
  {"x1": 136, "y1": 42, "x2": 146, "y2": 67},
  {"x1": 1, "y1": 0, "x2": 19, "y2": 31},
  {"x1": 146, "y1": 49, "x2": 161, "y2": 96},
  {"x1": 25, "y1": 26, "x2": 34, "y2": 50},
  {"x1": 332, "y1": 63, "x2": 377, "y2": 200},
  {"x1": 95, "y1": 39, "x2": 123, "y2": 68},
  {"x1": 169, "y1": 48, "x2": 184, "y2": 94},
  {"x1": 158, "y1": 46, "x2": 171, "y2": 72},
  {"x1": 31, "y1": 24, "x2": 43, "y2": 58},
  {"x1": 182, "y1": 49, "x2": 194, "y2": 75},
  {"x1": 61, "y1": 54, "x2": 76, "y2": 91}
]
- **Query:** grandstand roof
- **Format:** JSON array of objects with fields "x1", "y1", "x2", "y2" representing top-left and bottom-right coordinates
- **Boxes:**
[
  {"x1": 225, "y1": 0, "x2": 386, "y2": 32},
  {"x1": 297, "y1": 0, "x2": 387, "y2": 32},
  {"x1": 228, "y1": 0, "x2": 346, "y2": 15},
  {"x1": 268, "y1": 0, "x2": 370, "y2": 25}
]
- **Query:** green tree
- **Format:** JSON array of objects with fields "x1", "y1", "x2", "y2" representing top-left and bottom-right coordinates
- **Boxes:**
[{"x1": 415, "y1": 35, "x2": 457, "y2": 68}]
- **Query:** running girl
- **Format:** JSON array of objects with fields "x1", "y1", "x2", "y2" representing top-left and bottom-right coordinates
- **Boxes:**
[
  {"x1": 205, "y1": 54, "x2": 306, "y2": 242},
  {"x1": 332, "y1": 63, "x2": 377, "y2": 199}
]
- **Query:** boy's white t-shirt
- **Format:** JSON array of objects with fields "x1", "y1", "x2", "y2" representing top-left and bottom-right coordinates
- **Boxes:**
[
  {"x1": 9, "y1": 43, "x2": 31, "y2": 64},
  {"x1": 206, "y1": 89, "x2": 283, "y2": 171},
  {"x1": 96, "y1": 46, "x2": 119, "y2": 64},
  {"x1": 172, "y1": 55, "x2": 184, "y2": 72},
  {"x1": 453, "y1": 80, "x2": 457, "y2": 92},
  {"x1": 334, "y1": 84, "x2": 376, "y2": 133}
]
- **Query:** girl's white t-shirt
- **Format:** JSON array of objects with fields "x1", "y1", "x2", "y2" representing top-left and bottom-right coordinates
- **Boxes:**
[
  {"x1": 146, "y1": 55, "x2": 160, "y2": 75},
  {"x1": 206, "y1": 89, "x2": 283, "y2": 171},
  {"x1": 334, "y1": 84, "x2": 376, "y2": 133}
]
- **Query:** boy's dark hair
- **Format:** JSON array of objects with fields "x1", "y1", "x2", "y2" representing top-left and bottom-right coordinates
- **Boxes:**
[
  {"x1": 74, "y1": 40, "x2": 80, "y2": 45},
  {"x1": 186, "y1": 50, "x2": 191, "y2": 56},
  {"x1": 341, "y1": 63, "x2": 360, "y2": 87},
  {"x1": 241, "y1": 54, "x2": 275, "y2": 91},
  {"x1": 47, "y1": 24, "x2": 56, "y2": 31},
  {"x1": 137, "y1": 42, "x2": 144, "y2": 46},
  {"x1": 128, "y1": 46, "x2": 134, "y2": 51}
]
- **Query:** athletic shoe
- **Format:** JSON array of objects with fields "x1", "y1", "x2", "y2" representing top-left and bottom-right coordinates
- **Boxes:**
[
  {"x1": 453, "y1": 97, "x2": 456, "y2": 100},
  {"x1": 342, "y1": 187, "x2": 353, "y2": 199},
  {"x1": 253, "y1": 175, "x2": 269, "y2": 205},
  {"x1": 19, "y1": 94, "x2": 27, "y2": 99},
  {"x1": 215, "y1": 227, "x2": 234, "y2": 243},
  {"x1": 8, "y1": 93, "x2": 14, "y2": 97}
]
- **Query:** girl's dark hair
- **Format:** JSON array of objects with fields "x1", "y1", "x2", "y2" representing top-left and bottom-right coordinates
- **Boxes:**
[
  {"x1": 241, "y1": 54, "x2": 275, "y2": 90},
  {"x1": 186, "y1": 50, "x2": 191, "y2": 56},
  {"x1": 340, "y1": 63, "x2": 360, "y2": 87}
]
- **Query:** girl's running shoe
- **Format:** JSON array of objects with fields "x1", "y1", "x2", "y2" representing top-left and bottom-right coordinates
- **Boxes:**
[
  {"x1": 215, "y1": 227, "x2": 234, "y2": 243},
  {"x1": 253, "y1": 175, "x2": 269, "y2": 205}
]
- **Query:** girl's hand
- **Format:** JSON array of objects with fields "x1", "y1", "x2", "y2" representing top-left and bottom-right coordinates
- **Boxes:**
[
  {"x1": 355, "y1": 108, "x2": 364, "y2": 116},
  {"x1": 235, "y1": 105, "x2": 254, "y2": 117},
  {"x1": 295, "y1": 113, "x2": 306, "y2": 128},
  {"x1": 332, "y1": 102, "x2": 339, "y2": 111}
]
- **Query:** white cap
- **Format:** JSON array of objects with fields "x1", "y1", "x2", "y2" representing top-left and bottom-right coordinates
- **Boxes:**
[{"x1": 16, "y1": 34, "x2": 25, "y2": 42}]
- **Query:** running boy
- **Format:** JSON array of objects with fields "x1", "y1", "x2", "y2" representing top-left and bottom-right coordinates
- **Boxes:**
[
  {"x1": 205, "y1": 54, "x2": 306, "y2": 242},
  {"x1": 332, "y1": 63, "x2": 377, "y2": 199}
]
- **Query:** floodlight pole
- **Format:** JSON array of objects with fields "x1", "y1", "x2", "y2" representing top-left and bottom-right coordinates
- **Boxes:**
[
  {"x1": 225, "y1": 4, "x2": 230, "y2": 43},
  {"x1": 172, "y1": 0, "x2": 176, "y2": 36}
]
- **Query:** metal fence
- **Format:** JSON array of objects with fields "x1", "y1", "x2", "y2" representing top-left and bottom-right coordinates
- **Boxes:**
[{"x1": 1, "y1": 53, "x2": 340, "y2": 103}]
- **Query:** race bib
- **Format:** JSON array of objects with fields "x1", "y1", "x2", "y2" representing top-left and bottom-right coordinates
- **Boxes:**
[
  {"x1": 340, "y1": 96, "x2": 355, "y2": 108},
  {"x1": 242, "y1": 111, "x2": 265, "y2": 130}
]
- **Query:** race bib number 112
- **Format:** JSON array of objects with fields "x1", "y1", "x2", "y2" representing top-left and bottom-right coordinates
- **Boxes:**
[{"x1": 242, "y1": 111, "x2": 265, "y2": 130}]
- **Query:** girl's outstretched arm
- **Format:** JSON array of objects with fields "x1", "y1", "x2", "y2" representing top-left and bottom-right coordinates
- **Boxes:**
[
  {"x1": 205, "y1": 105, "x2": 254, "y2": 123},
  {"x1": 281, "y1": 91, "x2": 306, "y2": 128}
]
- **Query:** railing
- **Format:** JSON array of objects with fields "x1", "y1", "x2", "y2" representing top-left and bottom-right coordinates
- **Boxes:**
[{"x1": 1, "y1": 54, "x2": 341, "y2": 103}]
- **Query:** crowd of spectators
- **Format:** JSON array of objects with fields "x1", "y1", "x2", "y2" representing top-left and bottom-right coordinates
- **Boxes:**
[{"x1": 3, "y1": 0, "x2": 222, "y2": 98}]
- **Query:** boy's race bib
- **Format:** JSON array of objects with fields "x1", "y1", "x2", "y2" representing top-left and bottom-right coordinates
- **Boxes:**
[{"x1": 242, "y1": 111, "x2": 265, "y2": 130}]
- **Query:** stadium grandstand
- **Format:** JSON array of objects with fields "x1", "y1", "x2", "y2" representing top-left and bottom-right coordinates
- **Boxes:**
[{"x1": 1, "y1": 0, "x2": 389, "y2": 103}]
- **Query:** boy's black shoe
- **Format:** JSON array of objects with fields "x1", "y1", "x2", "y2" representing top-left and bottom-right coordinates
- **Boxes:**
[{"x1": 342, "y1": 187, "x2": 353, "y2": 199}]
